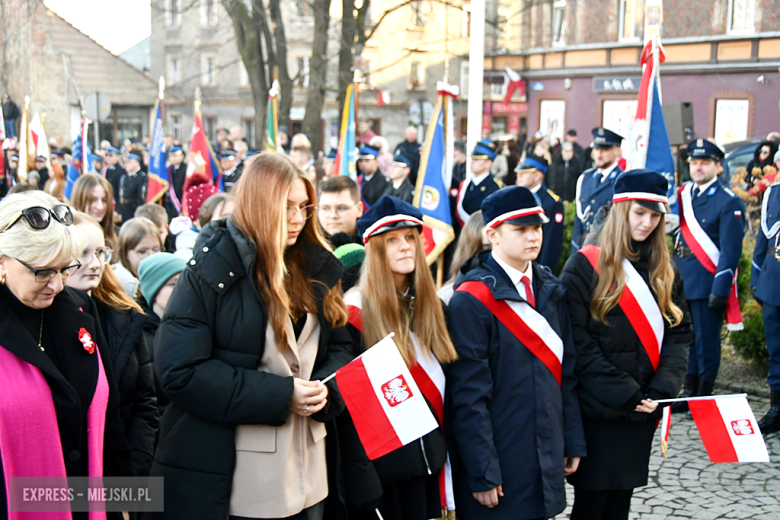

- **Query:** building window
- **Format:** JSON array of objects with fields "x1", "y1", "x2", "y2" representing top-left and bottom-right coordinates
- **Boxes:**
[
  {"x1": 618, "y1": 0, "x2": 643, "y2": 41},
  {"x1": 242, "y1": 118, "x2": 255, "y2": 148},
  {"x1": 295, "y1": 57, "x2": 310, "y2": 88},
  {"x1": 166, "y1": 55, "x2": 181, "y2": 86},
  {"x1": 294, "y1": 0, "x2": 311, "y2": 18},
  {"x1": 201, "y1": 54, "x2": 217, "y2": 87},
  {"x1": 239, "y1": 62, "x2": 250, "y2": 88},
  {"x1": 203, "y1": 116, "x2": 217, "y2": 142},
  {"x1": 460, "y1": 61, "x2": 469, "y2": 99},
  {"x1": 461, "y1": 4, "x2": 471, "y2": 38},
  {"x1": 552, "y1": 0, "x2": 566, "y2": 45},
  {"x1": 412, "y1": 0, "x2": 425, "y2": 27},
  {"x1": 727, "y1": 0, "x2": 755, "y2": 34},
  {"x1": 170, "y1": 114, "x2": 182, "y2": 142},
  {"x1": 409, "y1": 60, "x2": 425, "y2": 90},
  {"x1": 166, "y1": 0, "x2": 182, "y2": 27},
  {"x1": 201, "y1": 0, "x2": 218, "y2": 26}
]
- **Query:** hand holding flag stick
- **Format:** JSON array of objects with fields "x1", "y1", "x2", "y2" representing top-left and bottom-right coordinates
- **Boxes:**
[{"x1": 320, "y1": 332, "x2": 395, "y2": 385}]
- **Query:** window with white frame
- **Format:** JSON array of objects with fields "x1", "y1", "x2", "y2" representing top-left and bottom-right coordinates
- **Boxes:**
[
  {"x1": 618, "y1": 0, "x2": 643, "y2": 41},
  {"x1": 728, "y1": 0, "x2": 755, "y2": 34},
  {"x1": 239, "y1": 62, "x2": 250, "y2": 88},
  {"x1": 165, "y1": 0, "x2": 182, "y2": 27},
  {"x1": 203, "y1": 117, "x2": 217, "y2": 142},
  {"x1": 170, "y1": 114, "x2": 182, "y2": 142},
  {"x1": 460, "y1": 61, "x2": 469, "y2": 99},
  {"x1": 201, "y1": 54, "x2": 217, "y2": 87},
  {"x1": 295, "y1": 57, "x2": 310, "y2": 88},
  {"x1": 166, "y1": 55, "x2": 181, "y2": 86},
  {"x1": 243, "y1": 118, "x2": 255, "y2": 148},
  {"x1": 201, "y1": 0, "x2": 218, "y2": 26},
  {"x1": 461, "y1": 4, "x2": 471, "y2": 38},
  {"x1": 552, "y1": 0, "x2": 566, "y2": 45},
  {"x1": 412, "y1": 0, "x2": 425, "y2": 27},
  {"x1": 409, "y1": 60, "x2": 425, "y2": 90}
]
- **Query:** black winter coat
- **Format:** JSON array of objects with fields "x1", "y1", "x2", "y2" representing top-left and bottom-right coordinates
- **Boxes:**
[
  {"x1": 560, "y1": 242, "x2": 692, "y2": 489},
  {"x1": 551, "y1": 152, "x2": 584, "y2": 202},
  {"x1": 96, "y1": 301, "x2": 158, "y2": 477},
  {"x1": 149, "y1": 218, "x2": 354, "y2": 520},
  {"x1": 138, "y1": 297, "x2": 170, "y2": 416}
]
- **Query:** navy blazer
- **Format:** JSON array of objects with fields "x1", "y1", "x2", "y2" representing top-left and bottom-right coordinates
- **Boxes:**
[
  {"x1": 752, "y1": 183, "x2": 780, "y2": 306},
  {"x1": 536, "y1": 183, "x2": 564, "y2": 272},
  {"x1": 674, "y1": 179, "x2": 745, "y2": 300},
  {"x1": 447, "y1": 252, "x2": 586, "y2": 520},
  {"x1": 572, "y1": 165, "x2": 621, "y2": 252}
]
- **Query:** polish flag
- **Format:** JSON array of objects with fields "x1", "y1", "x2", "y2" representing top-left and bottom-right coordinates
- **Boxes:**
[
  {"x1": 334, "y1": 334, "x2": 439, "y2": 460},
  {"x1": 689, "y1": 396, "x2": 770, "y2": 463}
]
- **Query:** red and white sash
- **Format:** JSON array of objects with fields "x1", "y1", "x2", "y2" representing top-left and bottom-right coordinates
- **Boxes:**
[
  {"x1": 579, "y1": 245, "x2": 664, "y2": 370},
  {"x1": 455, "y1": 280, "x2": 564, "y2": 386},
  {"x1": 678, "y1": 184, "x2": 743, "y2": 330},
  {"x1": 344, "y1": 291, "x2": 455, "y2": 512},
  {"x1": 455, "y1": 179, "x2": 468, "y2": 227}
]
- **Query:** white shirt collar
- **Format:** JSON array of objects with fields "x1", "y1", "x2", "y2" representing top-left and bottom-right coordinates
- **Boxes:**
[
  {"x1": 127, "y1": 166, "x2": 141, "y2": 176},
  {"x1": 491, "y1": 252, "x2": 533, "y2": 300},
  {"x1": 694, "y1": 177, "x2": 718, "y2": 195},
  {"x1": 472, "y1": 172, "x2": 490, "y2": 186},
  {"x1": 364, "y1": 172, "x2": 375, "y2": 181},
  {"x1": 597, "y1": 162, "x2": 618, "y2": 182},
  {"x1": 530, "y1": 183, "x2": 542, "y2": 194}
]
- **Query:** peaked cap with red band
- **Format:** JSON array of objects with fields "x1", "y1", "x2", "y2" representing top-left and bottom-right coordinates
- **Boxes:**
[
  {"x1": 612, "y1": 168, "x2": 670, "y2": 213},
  {"x1": 482, "y1": 185, "x2": 549, "y2": 228},
  {"x1": 357, "y1": 195, "x2": 424, "y2": 244}
]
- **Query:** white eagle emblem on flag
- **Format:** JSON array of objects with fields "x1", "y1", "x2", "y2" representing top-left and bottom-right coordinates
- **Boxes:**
[
  {"x1": 730, "y1": 419, "x2": 754, "y2": 436},
  {"x1": 381, "y1": 375, "x2": 413, "y2": 407}
]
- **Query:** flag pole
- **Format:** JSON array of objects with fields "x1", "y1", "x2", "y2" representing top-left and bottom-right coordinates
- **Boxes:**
[
  {"x1": 435, "y1": 91, "x2": 450, "y2": 290},
  {"x1": 654, "y1": 393, "x2": 747, "y2": 404},
  {"x1": 353, "y1": 69, "x2": 361, "y2": 138}
]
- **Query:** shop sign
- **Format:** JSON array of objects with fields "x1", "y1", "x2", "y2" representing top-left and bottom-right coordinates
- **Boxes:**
[
  {"x1": 492, "y1": 102, "x2": 527, "y2": 114},
  {"x1": 593, "y1": 76, "x2": 641, "y2": 93}
]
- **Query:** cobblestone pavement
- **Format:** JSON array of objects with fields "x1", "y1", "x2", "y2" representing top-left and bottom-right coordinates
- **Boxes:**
[{"x1": 555, "y1": 393, "x2": 780, "y2": 519}]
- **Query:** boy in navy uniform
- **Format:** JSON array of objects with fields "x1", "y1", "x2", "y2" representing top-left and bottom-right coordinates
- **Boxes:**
[
  {"x1": 751, "y1": 178, "x2": 780, "y2": 433},
  {"x1": 455, "y1": 140, "x2": 504, "y2": 226},
  {"x1": 447, "y1": 186, "x2": 585, "y2": 520},
  {"x1": 672, "y1": 139, "x2": 745, "y2": 411},
  {"x1": 116, "y1": 152, "x2": 148, "y2": 225},
  {"x1": 386, "y1": 154, "x2": 415, "y2": 203},
  {"x1": 572, "y1": 127, "x2": 624, "y2": 253},
  {"x1": 356, "y1": 146, "x2": 391, "y2": 208},
  {"x1": 514, "y1": 154, "x2": 564, "y2": 272}
]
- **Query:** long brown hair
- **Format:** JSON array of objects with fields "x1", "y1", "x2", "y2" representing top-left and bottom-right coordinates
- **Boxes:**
[
  {"x1": 230, "y1": 153, "x2": 347, "y2": 349},
  {"x1": 592, "y1": 201, "x2": 683, "y2": 326},
  {"x1": 449, "y1": 210, "x2": 486, "y2": 281},
  {"x1": 73, "y1": 212, "x2": 143, "y2": 314},
  {"x1": 70, "y1": 173, "x2": 118, "y2": 250},
  {"x1": 358, "y1": 228, "x2": 457, "y2": 366},
  {"x1": 117, "y1": 218, "x2": 163, "y2": 277}
]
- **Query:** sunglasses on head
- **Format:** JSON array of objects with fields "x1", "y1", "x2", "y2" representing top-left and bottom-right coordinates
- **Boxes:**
[{"x1": 2, "y1": 205, "x2": 74, "y2": 233}]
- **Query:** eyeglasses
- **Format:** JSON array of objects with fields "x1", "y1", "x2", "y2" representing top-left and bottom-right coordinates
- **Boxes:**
[
  {"x1": 16, "y1": 258, "x2": 82, "y2": 283},
  {"x1": 286, "y1": 204, "x2": 316, "y2": 221},
  {"x1": 318, "y1": 203, "x2": 357, "y2": 216},
  {"x1": 2, "y1": 205, "x2": 74, "y2": 233},
  {"x1": 80, "y1": 247, "x2": 113, "y2": 265},
  {"x1": 130, "y1": 246, "x2": 163, "y2": 259}
]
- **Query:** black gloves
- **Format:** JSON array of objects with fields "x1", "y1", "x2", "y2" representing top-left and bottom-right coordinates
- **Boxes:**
[{"x1": 708, "y1": 293, "x2": 728, "y2": 309}]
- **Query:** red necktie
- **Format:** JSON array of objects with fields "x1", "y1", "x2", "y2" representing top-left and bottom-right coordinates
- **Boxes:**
[{"x1": 521, "y1": 276, "x2": 535, "y2": 308}]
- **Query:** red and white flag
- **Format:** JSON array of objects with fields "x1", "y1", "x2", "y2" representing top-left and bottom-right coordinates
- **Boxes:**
[
  {"x1": 689, "y1": 396, "x2": 770, "y2": 463},
  {"x1": 660, "y1": 406, "x2": 671, "y2": 458},
  {"x1": 334, "y1": 334, "x2": 439, "y2": 460}
]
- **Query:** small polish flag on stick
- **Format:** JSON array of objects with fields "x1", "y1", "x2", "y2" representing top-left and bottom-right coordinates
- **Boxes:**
[
  {"x1": 322, "y1": 333, "x2": 439, "y2": 460},
  {"x1": 660, "y1": 406, "x2": 671, "y2": 458}
]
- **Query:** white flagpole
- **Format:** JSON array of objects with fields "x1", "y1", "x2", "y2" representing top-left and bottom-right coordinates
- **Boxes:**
[
  {"x1": 465, "y1": 0, "x2": 485, "y2": 182},
  {"x1": 654, "y1": 393, "x2": 747, "y2": 404}
]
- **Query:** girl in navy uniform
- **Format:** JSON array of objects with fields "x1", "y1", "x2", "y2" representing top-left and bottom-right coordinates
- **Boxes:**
[
  {"x1": 447, "y1": 186, "x2": 585, "y2": 520},
  {"x1": 561, "y1": 170, "x2": 693, "y2": 520},
  {"x1": 339, "y1": 195, "x2": 458, "y2": 520},
  {"x1": 751, "y1": 178, "x2": 780, "y2": 433}
]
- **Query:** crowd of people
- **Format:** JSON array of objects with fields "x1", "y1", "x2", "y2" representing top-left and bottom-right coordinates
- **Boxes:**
[{"x1": 1, "y1": 107, "x2": 780, "y2": 520}]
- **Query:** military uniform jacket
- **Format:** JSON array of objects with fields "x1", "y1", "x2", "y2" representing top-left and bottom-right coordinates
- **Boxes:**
[
  {"x1": 359, "y1": 170, "x2": 392, "y2": 208},
  {"x1": 572, "y1": 164, "x2": 622, "y2": 251},
  {"x1": 105, "y1": 164, "x2": 127, "y2": 202},
  {"x1": 457, "y1": 174, "x2": 504, "y2": 224},
  {"x1": 536, "y1": 183, "x2": 564, "y2": 272},
  {"x1": 221, "y1": 164, "x2": 243, "y2": 193},
  {"x1": 117, "y1": 169, "x2": 148, "y2": 224},
  {"x1": 447, "y1": 252, "x2": 586, "y2": 520},
  {"x1": 752, "y1": 183, "x2": 780, "y2": 306},
  {"x1": 674, "y1": 179, "x2": 745, "y2": 300},
  {"x1": 170, "y1": 162, "x2": 187, "y2": 203},
  {"x1": 386, "y1": 178, "x2": 415, "y2": 204}
]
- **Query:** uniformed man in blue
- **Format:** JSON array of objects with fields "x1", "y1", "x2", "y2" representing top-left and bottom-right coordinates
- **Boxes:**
[
  {"x1": 515, "y1": 153, "x2": 565, "y2": 272},
  {"x1": 671, "y1": 139, "x2": 745, "y2": 412},
  {"x1": 572, "y1": 127, "x2": 624, "y2": 253},
  {"x1": 386, "y1": 153, "x2": 415, "y2": 203},
  {"x1": 219, "y1": 149, "x2": 241, "y2": 192},
  {"x1": 356, "y1": 145, "x2": 391, "y2": 209},
  {"x1": 116, "y1": 152, "x2": 148, "y2": 225},
  {"x1": 165, "y1": 145, "x2": 187, "y2": 219},
  {"x1": 751, "y1": 178, "x2": 780, "y2": 433},
  {"x1": 447, "y1": 186, "x2": 586, "y2": 520},
  {"x1": 455, "y1": 140, "x2": 504, "y2": 226},
  {"x1": 104, "y1": 146, "x2": 126, "y2": 204}
]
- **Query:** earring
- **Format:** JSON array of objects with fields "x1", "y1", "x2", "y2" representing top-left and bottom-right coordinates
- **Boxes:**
[{"x1": 0, "y1": 273, "x2": 5, "y2": 285}]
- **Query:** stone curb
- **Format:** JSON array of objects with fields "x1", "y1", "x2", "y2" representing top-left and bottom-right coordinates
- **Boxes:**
[{"x1": 715, "y1": 380, "x2": 770, "y2": 398}]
